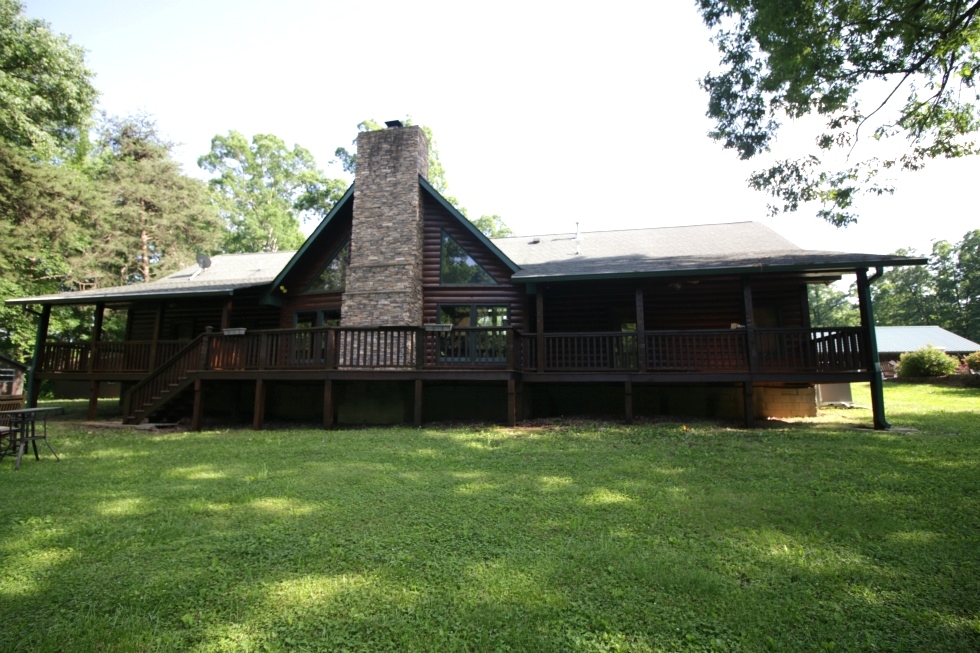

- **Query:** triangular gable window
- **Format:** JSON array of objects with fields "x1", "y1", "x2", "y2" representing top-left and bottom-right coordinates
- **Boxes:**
[
  {"x1": 440, "y1": 230, "x2": 496, "y2": 285},
  {"x1": 305, "y1": 239, "x2": 350, "y2": 293}
]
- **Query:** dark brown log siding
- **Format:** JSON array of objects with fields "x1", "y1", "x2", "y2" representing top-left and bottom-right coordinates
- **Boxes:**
[
  {"x1": 126, "y1": 289, "x2": 280, "y2": 341},
  {"x1": 537, "y1": 275, "x2": 808, "y2": 332},
  {"x1": 421, "y1": 193, "x2": 526, "y2": 330}
]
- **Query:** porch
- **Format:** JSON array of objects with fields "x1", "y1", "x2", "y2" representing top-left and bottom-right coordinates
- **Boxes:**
[{"x1": 34, "y1": 324, "x2": 875, "y2": 428}]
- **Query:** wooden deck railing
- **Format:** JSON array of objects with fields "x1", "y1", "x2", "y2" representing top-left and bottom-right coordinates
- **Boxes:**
[
  {"x1": 40, "y1": 340, "x2": 184, "y2": 374},
  {"x1": 43, "y1": 326, "x2": 871, "y2": 377},
  {"x1": 519, "y1": 327, "x2": 868, "y2": 374}
]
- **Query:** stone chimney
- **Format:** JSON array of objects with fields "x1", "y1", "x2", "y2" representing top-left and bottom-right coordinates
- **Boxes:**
[{"x1": 342, "y1": 124, "x2": 429, "y2": 326}]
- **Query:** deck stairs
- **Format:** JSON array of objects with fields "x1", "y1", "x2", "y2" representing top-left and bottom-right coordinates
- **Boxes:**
[{"x1": 122, "y1": 334, "x2": 206, "y2": 424}]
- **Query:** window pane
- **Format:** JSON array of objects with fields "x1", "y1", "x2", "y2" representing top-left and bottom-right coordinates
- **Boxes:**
[
  {"x1": 306, "y1": 239, "x2": 349, "y2": 293},
  {"x1": 440, "y1": 231, "x2": 496, "y2": 285},
  {"x1": 439, "y1": 306, "x2": 471, "y2": 326},
  {"x1": 476, "y1": 306, "x2": 509, "y2": 327}
]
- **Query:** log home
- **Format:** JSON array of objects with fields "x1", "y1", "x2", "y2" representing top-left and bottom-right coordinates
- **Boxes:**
[{"x1": 7, "y1": 124, "x2": 924, "y2": 429}]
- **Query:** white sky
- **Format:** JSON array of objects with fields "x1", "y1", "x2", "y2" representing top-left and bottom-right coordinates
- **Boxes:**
[{"x1": 24, "y1": 0, "x2": 978, "y2": 257}]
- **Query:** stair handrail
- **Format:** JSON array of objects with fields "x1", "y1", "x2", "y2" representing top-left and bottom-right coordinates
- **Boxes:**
[{"x1": 122, "y1": 333, "x2": 209, "y2": 420}]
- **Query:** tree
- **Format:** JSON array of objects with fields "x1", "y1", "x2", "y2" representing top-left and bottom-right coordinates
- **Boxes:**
[
  {"x1": 0, "y1": 141, "x2": 104, "y2": 358},
  {"x1": 94, "y1": 115, "x2": 221, "y2": 284},
  {"x1": 199, "y1": 131, "x2": 346, "y2": 253},
  {"x1": 698, "y1": 0, "x2": 980, "y2": 226},
  {"x1": 0, "y1": 0, "x2": 98, "y2": 156},
  {"x1": 871, "y1": 233, "x2": 980, "y2": 342},
  {"x1": 872, "y1": 247, "x2": 941, "y2": 326},
  {"x1": 808, "y1": 283, "x2": 859, "y2": 327},
  {"x1": 335, "y1": 119, "x2": 513, "y2": 236},
  {"x1": 470, "y1": 214, "x2": 514, "y2": 238}
]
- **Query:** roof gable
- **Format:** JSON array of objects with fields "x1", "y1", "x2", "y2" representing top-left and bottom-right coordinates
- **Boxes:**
[
  {"x1": 418, "y1": 176, "x2": 519, "y2": 273},
  {"x1": 263, "y1": 184, "x2": 355, "y2": 303}
]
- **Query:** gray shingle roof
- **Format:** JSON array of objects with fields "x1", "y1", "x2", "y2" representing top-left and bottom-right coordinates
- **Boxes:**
[
  {"x1": 7, "y1": 222, "x2": 927, "y2": 306},
  {"x1": 876, "y1": 326, "x2": 980, "y2": 355},
  {"x1": 6, "y1": 251, "x2": 295, "y2": 305},
  {"x1": 491, "y1": 222, "x2": 923, "y2": 280}
]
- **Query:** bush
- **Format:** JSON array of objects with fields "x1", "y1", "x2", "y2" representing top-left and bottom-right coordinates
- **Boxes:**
[
  {"x1": 965, "y1": 351, "x2": 980, "y2": 372},
  {"x1": 896, "y1": 346, "x2": 960, "y2": 378}
]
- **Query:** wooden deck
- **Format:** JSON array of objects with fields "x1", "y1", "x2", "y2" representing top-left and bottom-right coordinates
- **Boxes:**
[
  {"x1": 37, "y1": 326, "x2": 869, "y2": 378},
  {"x1": 34, "y1": 325, "x2": 872, "y2": 426}
]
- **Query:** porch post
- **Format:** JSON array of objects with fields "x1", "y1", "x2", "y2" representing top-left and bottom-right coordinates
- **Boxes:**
[
  {"x1": 624, "y1": 380, "x2": 633, "y2": 424},
  {"x1": 27, "y1": 304, "x2": 51, "y2": 408},
  {"x1": 221, "y1": 299, "x2": 232, "y2": 330},
  {"x1": 414, "y1": 379, "x2": 423, "y2": 427},
  {"x1": 742, "y1": 278, "x2": 757, "y2": 428},
  {"x1": 323, "y1": 379, "x2": 335, "y2": 429},
  {"x1": 192, "y1": 379, "x2": 203, "y2": 431},
  {"x1": 252, "y1": 378, "x2": 266, "y2": 430},
  {"x1": 635, "y1": 289, "x2": 646, "y2": 372},
  {"x1": 148, "y1": 303, "x2": 163, "y2": 370},
  {"x1": 742, "y1": 382, "x2": 754, "y2": 428},
  {"x1": 857, "y1": 268, "x2": 890, "y2": 430},
  {"x1": 507, "y1": 379, "x2": 517, "y2": 426},
  {"x1": 88, "y1": 302, "x2": 105, "y2": 420},
  {"x1": 536, "y1": 289, "x2": 545, "y2": 372}
]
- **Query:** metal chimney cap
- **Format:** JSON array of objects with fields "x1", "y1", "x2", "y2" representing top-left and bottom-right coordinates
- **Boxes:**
[{"x1": 385, "y1": 120, "x2": 404, "y2": 128}]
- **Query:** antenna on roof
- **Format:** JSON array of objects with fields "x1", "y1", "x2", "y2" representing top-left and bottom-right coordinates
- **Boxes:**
[{"x1": 190, "y1": 253, "x2": 212, "y2": 281}]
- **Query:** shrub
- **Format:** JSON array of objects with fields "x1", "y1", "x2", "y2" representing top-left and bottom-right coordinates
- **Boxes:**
[
  {"x1": 896, "y1": 346, "x2": 959, "y2": 378},
  {"x1": 965, "y1": 351, "x2": 980, "y2": 372}
]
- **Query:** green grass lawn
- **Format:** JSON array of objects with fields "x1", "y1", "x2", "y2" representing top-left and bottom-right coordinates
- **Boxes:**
[{"x1": 1, "y1": 384, "x2": 978, "y2": 652}]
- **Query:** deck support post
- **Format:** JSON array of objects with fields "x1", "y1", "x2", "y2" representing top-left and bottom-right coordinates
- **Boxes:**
[
  {"x1": 27, "y1": 305, "x2": 51, "y2": 408},
  {"x1": 323, "y1": 379, "x2": 334, "y2": 429},
  {"x1": 635, "y1": 289, "x2": 646, "y2": 372},
  {"x1": 515, "y1": 379, "x2": 523, "y2": 422},
  {"x1": 414, "y1": 379, "x2": 423, "y2": 427},
  {"x1": 86, "y1": 302, "x2": 105, "y2": 420},
  {"x1": 536, "y1": 290, "x2": 545, "y2": 372},
  {"x1": 192, "y1": 379, "x2": 203, "y2": 431},
  {"x1": 507, "y1": 379, "x2": 517, "y2": 426},
  {"x1": 87, "y1": 381, "x2": 101, "y2": 421},
  {"x1": 624, "y1": 380, "x2": 633, "y2": 424},
  {"x1": 857, "y1": 268, "x2": 890, "y2": 430},
  {"x1": 252, "y1": 378, "x2": 265, "y2": 430},
  {"x1": 742, "y1": 381, "x2": 755, "y2": 428}
]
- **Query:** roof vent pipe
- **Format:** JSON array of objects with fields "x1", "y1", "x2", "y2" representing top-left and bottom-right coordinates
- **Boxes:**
[{"x1": 575, "y1": 222, "x2": 583, "y2": 255}]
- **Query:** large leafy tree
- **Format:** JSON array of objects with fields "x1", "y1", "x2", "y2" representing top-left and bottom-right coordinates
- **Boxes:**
[
  {"x1": 93, "y1": 115, "x2": 222, "y2": 284},
  {"x1": 0, "y1": 142, "x2": 104, "y2": 358},
  {"x1": 873, "y1": 232, "x2": 980, "y2": 342},
  {"x1": 808, "y1": 283, "x2": 859, "y2": 327},
  {"x1": 0, "y1": 0, "x2": 98, "y2": 156},
  {"x1": 698, "y1": 0, "x2": 980, "y2": 225},
  {"x1": 200, "y1": 131, "x2": 346, "y2": 253}
]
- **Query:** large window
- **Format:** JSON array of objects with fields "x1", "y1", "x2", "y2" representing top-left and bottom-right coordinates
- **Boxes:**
[
  {"x1": 437, "y1": 305, "x2": 509, "y2": 363},
  {"x1": 438, "y1": 305, "x2": 509, "y2": 327},
  {"x1": 305, "y1": 239, "x2": 350, "y2": 293},
  {"x1": 440, "y1": 230, "x2": 496, "y2": 285}
]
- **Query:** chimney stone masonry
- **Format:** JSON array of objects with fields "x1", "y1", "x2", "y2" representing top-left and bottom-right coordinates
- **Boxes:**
[{"x1": 342, "y1": 125, "x2": 429, "y2": 327}]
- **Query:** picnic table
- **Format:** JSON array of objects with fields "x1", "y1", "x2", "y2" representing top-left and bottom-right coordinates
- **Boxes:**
[{"x1": 0, "y1": 406, "x2": 64, "y2": 470}]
